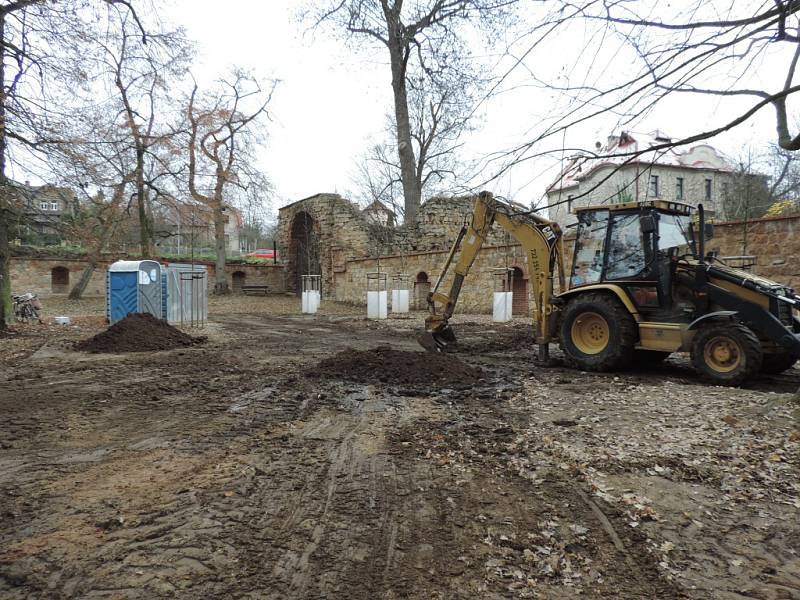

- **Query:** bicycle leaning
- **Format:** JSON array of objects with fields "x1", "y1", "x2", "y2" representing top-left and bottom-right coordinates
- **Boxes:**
[{"x1": 12, "y1": 292, "x2": 43, "y2": 324}]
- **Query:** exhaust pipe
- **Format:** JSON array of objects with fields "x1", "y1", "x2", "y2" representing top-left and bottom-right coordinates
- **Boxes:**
[{"x1": 698, "y1": 203, "x2": 705, "y2": 265}]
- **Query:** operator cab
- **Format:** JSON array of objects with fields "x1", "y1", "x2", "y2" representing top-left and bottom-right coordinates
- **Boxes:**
[{"x1": 570, "y1": 200, "x2": 696, "y2": 318}]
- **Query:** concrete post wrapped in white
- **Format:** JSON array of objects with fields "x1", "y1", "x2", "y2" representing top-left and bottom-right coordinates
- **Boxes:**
[
  {"x1": 367, "y1": 290, "x2": 388, "y2": 319},
  {"x1": 367, "y1": 272, "x2": 388, "y2": 320},
  {"x1": 492, "y1": 291, "x2": 513, "y2": 322},
  {"x1": 390, "y1": 273, "x2": 410, "y2": 314},
  {"x1": 391, "y1": 289, "x2": 410, "y2": 313},
  {"x1": 491, "y1": 267, "x2": 514, "y2": 323},
  {"x1": 301, "y1": 275, "x2": 321, "y2": 314}
]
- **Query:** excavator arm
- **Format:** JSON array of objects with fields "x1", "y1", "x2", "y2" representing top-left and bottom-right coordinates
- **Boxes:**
[{"x1": 419, "y1": 191, "x2": 565, "y2": 361}]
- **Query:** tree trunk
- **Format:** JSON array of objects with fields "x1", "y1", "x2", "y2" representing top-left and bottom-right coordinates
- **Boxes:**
[
  {"x1": 69, "y1": 182, "x2": 124, "y2": 300},
  {"x1": 388, "y1": 37, "x2": 421, "y2": 224},
  {"x1": 135, "y1": 146, "x2": 153, "y2": 257},
  {"x1": 213, "y1": 202, "x2": 229, "y2": 294},
  {"x1": 69, "y1": 259, "x2": 96, "y2": 300},
  {"x1": 0, "y1": 208, "x2": 10, "y2": 330},
  {"x1": 0, "y1": 10, "x2": 11, "y2": 329}
]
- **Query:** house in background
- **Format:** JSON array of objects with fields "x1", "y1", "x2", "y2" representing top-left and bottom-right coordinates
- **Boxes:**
[
  {"x1": 14, "y1": 181, "x2": 79, "y2": 244},
  {"x1": 362, "y1": 199, "x2": 396, "y2": 226},
  {"x1": 155, "y1": 200, "x2": 244, "y2": 256},
  {"x1": 545, "y1": 130, "x2": 742, "y2": 226}
]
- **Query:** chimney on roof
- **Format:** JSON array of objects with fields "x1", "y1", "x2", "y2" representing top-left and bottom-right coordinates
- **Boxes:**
[
  {"x1": 654, "y1": 130, "x2": 671, "y2": 142},
  {"x1": 607, "y1": 134, "x2": 618, "y2": 149}
]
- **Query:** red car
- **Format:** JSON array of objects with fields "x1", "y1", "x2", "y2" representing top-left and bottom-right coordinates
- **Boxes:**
[{"x1": 245, "y1": 249, "x2": 279, "y2": 260}]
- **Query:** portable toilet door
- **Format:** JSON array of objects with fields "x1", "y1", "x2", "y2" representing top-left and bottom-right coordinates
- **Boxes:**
[
  {"x1": 107, "y1": 260, "x2": 164, "y2": 323},
  {"x1": 136, "y1": 260, "x2": 163, "y2": 317}
]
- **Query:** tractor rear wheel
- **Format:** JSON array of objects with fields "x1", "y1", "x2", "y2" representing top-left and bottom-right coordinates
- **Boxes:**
[
  {"x1": 690, "y1": 322, "x2": 762, "y2": 386},
  {"x1": 760, "y1": 352, "x2": 799, "y2": 374},
  {"x1": 560, "y1": 292, "x2": 637, "y2": 371}
]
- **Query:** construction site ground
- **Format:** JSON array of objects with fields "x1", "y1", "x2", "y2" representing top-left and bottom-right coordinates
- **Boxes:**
[{"x1": 1, "y1": 295, "x2": 799, "y2": 600}]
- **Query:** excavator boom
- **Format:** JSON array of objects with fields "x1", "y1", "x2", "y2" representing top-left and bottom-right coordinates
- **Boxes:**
[{"x1": 420, "y1": 191, "x2": 565, "y2": 359}]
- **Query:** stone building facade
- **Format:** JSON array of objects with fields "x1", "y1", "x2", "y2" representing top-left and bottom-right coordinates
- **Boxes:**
[{"x1": 546, "y1": 130, "x2": 741, "y2": 226}]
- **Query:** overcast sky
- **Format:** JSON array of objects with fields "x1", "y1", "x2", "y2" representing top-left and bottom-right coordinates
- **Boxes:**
[{"x1": 165, "y1": 0, "x2": 788, "y2": 218}]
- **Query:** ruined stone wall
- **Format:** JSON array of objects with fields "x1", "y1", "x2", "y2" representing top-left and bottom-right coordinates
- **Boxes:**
[
  {"x1": 10, "y1": 257, "x2": 108, "y2": 298},
  {"x1": 332, "y1": 244, "x2": 531, "y2": 314},
  {"x1": 9, "y1": 257, "x2": 287, "y2": 298},
  {"x1": 708, "y1": 215, "x2": 800, "y2": 289},
  {"x1": 276, "y1": 194, "x2": 379, "y2": 295},
  {"x1": 388, "y1": 195, "x2": 512, "y2": 253}
]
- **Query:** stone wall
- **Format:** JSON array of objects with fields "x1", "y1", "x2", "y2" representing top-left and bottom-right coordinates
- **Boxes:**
[
  {"x1": 10, "y1": 257, "x2": 108, "y2": 298},
  {"x1": 9, "y1": 257, "x2": 287, "y2": 299},
  {"x1": 276, "y1": 193, "x2": 377, "y2": 296},
  {"x1": 276, "y1": 192, "x2": 515, "y2": 298},
  {"x1": 332, "y1": 244, "x2": 531, "y2": 314},
  {"x1": 708, "y1": 215, "x2": 800, "y2": 289}
]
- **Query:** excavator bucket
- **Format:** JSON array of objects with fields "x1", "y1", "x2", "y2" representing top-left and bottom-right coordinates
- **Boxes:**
[{"x1": 417, "y1": 324, "x2": 457, "y2": 352}]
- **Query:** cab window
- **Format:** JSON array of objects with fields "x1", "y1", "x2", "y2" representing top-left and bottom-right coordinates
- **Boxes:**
[
  {"x1": 571, "y1": 210, "x2": 608, "y2": 287},
  {"x1": 658, "y1": 213, "x2": 694, "y2": 256},
  {"x1": 605, "y1": 213, "x2": 646, "y2": 279}
]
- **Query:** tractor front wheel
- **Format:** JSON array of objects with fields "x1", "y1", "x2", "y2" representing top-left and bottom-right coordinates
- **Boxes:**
[
  {"x1": 560, "y1": 292, "x2": 637, "y2": 371},
  {"x1": 690, "y1": 322, "x2": 762, "y2": 386}
]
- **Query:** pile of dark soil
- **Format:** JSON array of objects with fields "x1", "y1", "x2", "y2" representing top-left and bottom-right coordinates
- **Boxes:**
[
  {"x1": 310, "y1": 345, "x2": 483, "y2": 386},
  {"x1": 75, "y1": 313, "x2": 205, "y2": 354}
]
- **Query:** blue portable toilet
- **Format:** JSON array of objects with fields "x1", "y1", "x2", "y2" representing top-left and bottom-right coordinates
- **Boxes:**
[{"x1": 106, "y1": 260, "x2": 164, "y2": 324}]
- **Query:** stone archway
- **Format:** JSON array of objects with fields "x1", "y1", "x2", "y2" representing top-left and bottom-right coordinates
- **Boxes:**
[
  {"x1": 289, "y1": 211, "x2": 320, "y2": 296},
  {"x1": 511, "y1": 266, "x2": 529, "y2": 316},
  {"x1": 414, "y1": 271, "x2": 430, "y2": 310},
  {"x1": 232, "y1": 271, "x2": 246, "y2": 293},
  {"x1": 51, "y1": 266, "x2": 69, "y2": 294}
]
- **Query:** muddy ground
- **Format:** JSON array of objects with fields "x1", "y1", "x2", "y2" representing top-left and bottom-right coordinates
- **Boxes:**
[{"x1": 1, "y1": 297, "x2": 799, "y2": 599}]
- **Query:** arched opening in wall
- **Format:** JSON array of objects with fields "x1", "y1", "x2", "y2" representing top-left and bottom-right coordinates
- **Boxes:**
[
  {"x1": 232, "y1": 271, "x2": 246, "y2": 293},
  {"x1": 289, "y1": 211, "x2": 320, "y2": 296},
  {"x1": 414, "y1": 271, "x2": 430, "y2": 310},
  {"x1": 511, "y1": 267, "x2": 529, "y2": 317},
  {"x1": 51, "y1": 266, "x2": 69, "y2": 294}
]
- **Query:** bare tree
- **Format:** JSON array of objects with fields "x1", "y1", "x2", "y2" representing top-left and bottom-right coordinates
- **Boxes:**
[
  {"x1": 353, "y1": 65, "x2": 479, "y2": 220},
  {"x1": 0, "y1": 0, "x2": 149, "y2": 329},
  {"x1": 84, "y1": 4, "x2": 191, "y2": 256},
  {"x1": 312, "y1": 0, "x2": 516, "y2": 224},
  {"x1": 484, "y1": 1, "x2": 800, "y2": 207},
  {"x1": 186, "y1": 70, "x2": 275, "y2": 294}
]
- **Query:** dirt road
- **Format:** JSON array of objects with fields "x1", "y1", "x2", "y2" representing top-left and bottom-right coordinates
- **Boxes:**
[{"x1": 1, "y1": 306, "x2": 798, "y2": 599}]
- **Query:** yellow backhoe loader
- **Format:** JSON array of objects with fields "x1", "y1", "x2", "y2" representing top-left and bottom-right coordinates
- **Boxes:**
[{"x1": 420, "y1": 191, "x2": 800, "y2": 386}]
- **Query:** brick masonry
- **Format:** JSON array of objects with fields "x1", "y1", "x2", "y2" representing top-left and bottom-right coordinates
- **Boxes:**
[
  {"x1": 708, "y1": 215, "x2": 800, "y2": 289},
  {"x1": 9, "y1": 257, "x2": 287, "y2": 299},
  {"x1": 334, "y1": 245, "x2": 531, "y2": 314},
  {"x1": 276, "y1": 193, "x2": 514, "y2": 301}
]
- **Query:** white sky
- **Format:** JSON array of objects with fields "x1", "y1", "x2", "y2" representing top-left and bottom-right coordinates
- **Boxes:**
[{"x1": 165, "y1": 0, "x2": 788, "y2": 218}]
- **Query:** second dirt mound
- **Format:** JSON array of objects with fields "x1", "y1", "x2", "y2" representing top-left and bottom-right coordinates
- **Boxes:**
[
  {"x1": 310, "y1": 345, "x2": 483, "y2": 386},
  {"x1": 75, "y1": 313, "x2": 205, "y2": 354}
]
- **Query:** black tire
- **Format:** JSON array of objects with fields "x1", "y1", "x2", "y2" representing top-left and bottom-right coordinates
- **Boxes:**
[
  {"x1": 760, "y1": 352, "x2": 799, "y2": 374},
  {"x1": 690, "y1": 322, "x2": 762, "y2": 386},
  {"x1": 560, "y1": 292, "x2": 637, "y2": 371},
  {"x1": 634, "y1": 350, "x2": 671, "y2": 365}
]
